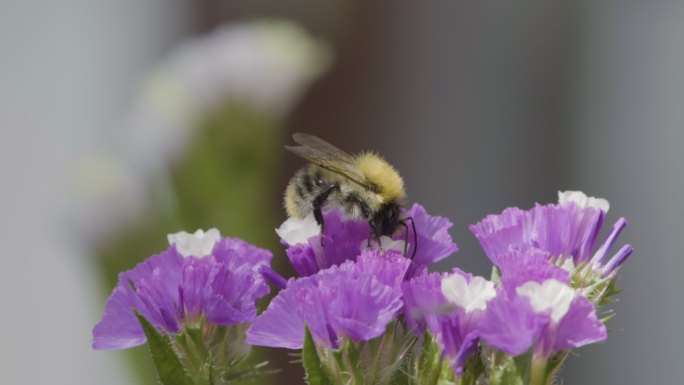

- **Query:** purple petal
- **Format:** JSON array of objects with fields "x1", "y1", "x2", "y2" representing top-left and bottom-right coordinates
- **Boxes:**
[
  {"x1": 405, "y1": 203, "x2": 459, "y2": 268},
  {"x1": 93, "y1": 248, "x2": 184, "y2": 350},
  {"x1": 591, "y1": 218, "x2": 628, "y2": 265},
  {"x1": 285, "y1": 210, "x2": 368, "y2": 276},
  {"x1": 248, "y1": 252, "x2": 409, "y2": 349},
  {"x1": 259, "y1": 265, "x2": 288, "y2": 290},
  {"x1": 246, "y1": 276, "x2": 322, "y2": 349},
  {"x1": 212, "y1": 237, "x2": 273, "y2": 270},
  {"x1": 552, "y1": 296, "x2": 607, "y2": 351},
  {"x1": 470, "y1": 207, "x2": 529, "y2": 266},
  {"x1": 498, "y1": 249, "x2": 570, "y2": 294},
  {"x1": 477, "y1": 294, "x2": 544, "y2": 356},
  {"x1": 205, "y1": 259, "x2": 269, "y2": 325},
  {"x1": 402, "y1": 271, "x2": 450, "y2": 333},
  {"x1": 180, "y1": 257, "x2": 213, "y2": 321},
  {"x1": 601, "y1": 244, "x2": 633, "y2": 277},
  {"x1": 433, "y1": 311, "x2": 482, "y2": 374},
  {"x1": 529, "y1": 203, "x2": 604, "y2": 264},
  {"x1": 285, "y1": 242, "x2": 320, "y2": 277},
  {"x1": 203, "y1": 239, "x2": 272, "y2": 325},
  {"x1": 470, "y1": 203, "x2": 605, "y2": 265},
  {"x1": 328, "y1": 253, "x2": 407, "y2": 341}
]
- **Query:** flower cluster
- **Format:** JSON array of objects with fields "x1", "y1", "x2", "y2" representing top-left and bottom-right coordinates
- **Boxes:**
[
  {"x1": 402, "y1": 191, "x2": 631, "y2": 384},
  {"x1": 247, "y1": 250, "x2": 410, "y2": 349},
  {"x1": 93, "y1": 229, "x2": 272, "y2": 350},
  {"x1": 93, "y1": 191, "x2": 632, "y2": 385}
]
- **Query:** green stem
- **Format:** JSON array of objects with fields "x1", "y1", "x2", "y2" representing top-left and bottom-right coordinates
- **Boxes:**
[{"x1": 529, "y1": 357, "x2": 552, "y2": 385}]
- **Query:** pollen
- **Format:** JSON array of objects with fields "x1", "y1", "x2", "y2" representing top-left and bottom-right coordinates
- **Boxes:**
[{"x1": 354, "y1": 152, "x2": 405, "y2": 203}]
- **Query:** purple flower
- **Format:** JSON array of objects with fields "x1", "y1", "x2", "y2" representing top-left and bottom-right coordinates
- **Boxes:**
[
  {"x1": 275, "y1": 203, "x2": 458, "y2": 278},
  {"x1": 478, "y1": 279, "x2": 607, "y2": 357},
  {"x1": 92, "y1": 229, "x2": 272, "y2": 350},
  {"x1": 246, "y1": 250, "x2": 410, "y2": 349},
  {"x1": 403, "y1": 270, "x2": 497, "y2": 374},
  {"x1": 402, "y1": 271, "x2": 450, "y2": 333},
  {"x1": 470, "y1": 191, "x2": 632, "y2": 276},
  {"x1": 406, "y1": 203, "x2": 460, "y2": 268},
  {"x1": 476, "y1": 294, "x2": 544, "y2": 356},
  {"x1": 497, "y1": 248, "x2": 570, "y2": 295}
]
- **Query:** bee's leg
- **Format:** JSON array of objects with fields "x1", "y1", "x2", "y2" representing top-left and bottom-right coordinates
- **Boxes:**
[
  {"x1": 399, "y1": 217, "x2": 418, "y2": 259},
  {"x1": 312, "y1": 184, "x2": 338, "y2": 244},
  {"x1": 366, "y1": 231, "x2": 382, "y2": 251},
  {"x1": 397, "y1": 221, "x2": 409, "y2": 256},
  {"x1": 367, "y1": 222, "x2": 383, "y2": 252},
  {"x1": 348, "y1": 195, "x2": 373, "y2": 248}
]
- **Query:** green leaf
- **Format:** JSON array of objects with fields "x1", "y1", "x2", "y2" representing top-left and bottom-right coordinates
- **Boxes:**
[
  {"x1": 302, "y1": 326, "x2": 331, "y2": 385},
  {"x1": 135, "y1": 311, "x2": 194, "y2": 385}
]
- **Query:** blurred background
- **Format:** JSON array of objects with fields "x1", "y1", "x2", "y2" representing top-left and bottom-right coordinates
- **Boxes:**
[{"x1": 1, "y1": 1, "x2": 682, "y2": 384}]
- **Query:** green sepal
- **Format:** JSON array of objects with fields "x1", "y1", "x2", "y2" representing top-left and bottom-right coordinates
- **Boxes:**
[
  {"x1": 420, "y1": 330, "x2": 446, "y2": 385},
  {"x1": 302, "y1": 326, "x2": 331, "y2": 385},
  {"x1": 458, "y1": 350, "x2": 484, "y2": 385},
  {"x1": 222, "y1": 361, "x2": 280, "y2": 383},
  {"x1": 390, "y1": 331, "x2": 420, "y2": 385},
  {"x1": 490, "y1": 266, "x2": 502, "y2": 286},
  {"x1": 487, "y1": 351, "x2": 531, "y2": 385},
  {"x1": 135, "y1": 311, "x2": 194, "y2": 385}
]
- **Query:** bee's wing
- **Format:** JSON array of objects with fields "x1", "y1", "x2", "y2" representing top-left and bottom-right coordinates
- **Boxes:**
[{"x1": 286, "y1": 133, "x2": 368, "y2": 188}]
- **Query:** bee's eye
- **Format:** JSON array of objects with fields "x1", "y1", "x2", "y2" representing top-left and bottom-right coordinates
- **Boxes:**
[{"x1": 385, "y1": 209, "x2": 394, "y2": 220}]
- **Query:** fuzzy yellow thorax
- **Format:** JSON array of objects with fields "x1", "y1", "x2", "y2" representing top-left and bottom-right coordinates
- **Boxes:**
[{"x1": 354, "y1": 152, "x2": 405, "y2": 204}]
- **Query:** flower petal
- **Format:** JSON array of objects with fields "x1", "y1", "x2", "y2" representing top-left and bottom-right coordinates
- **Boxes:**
[
  {"x1": 553, "y1": 296, "x2": 607, "y2": 351},
  {"x1": 93, "y1": 248, "x2": 184, "y2": 349}
]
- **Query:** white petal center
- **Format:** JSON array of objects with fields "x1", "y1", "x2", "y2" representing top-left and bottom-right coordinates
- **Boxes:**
[
  {"x1": 441, "y1": 274, "x2": 496, "y2": 313},
  {"x1": 558, "y1": 190, "x2": 610, "y2": 212},
  {"x1": 167, "y1": 228, "x2": 220, "y2": 258},
  {"x1": 275, "y1": 214, "x2": 320, "y2": 245},
  {"x1": 360, "y1": 236, "x2": 407, "y2": 254},
  {"x1": 516, "y1": 279, "x2": 576, "y2": 322}
]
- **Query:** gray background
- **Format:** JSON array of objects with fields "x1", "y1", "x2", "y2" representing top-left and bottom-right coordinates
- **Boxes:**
[{"x1": 1, "y1": 1, "x2": 681, "y2": 384}]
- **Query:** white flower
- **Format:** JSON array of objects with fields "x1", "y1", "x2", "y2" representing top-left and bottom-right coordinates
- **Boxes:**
[
  {"x1": 275, "y1": 214, "x2": 320, "y2": 245},
  {"x1": 360, "y1": 236, "x2": 407, "y2": 254},
  {"x1": 441, "y1": 274, "x2": 496, "y2": 313},
  {"x1": 167, "y1": 228, "x2": 221, "y2": 258},
  {"x1": 153, "y1": 20, "x2": 331, "y2": 121},
  {"x1": 516, "y1": 279, "x2": 576, "y2": 322},
  {"x1": 558, "y1": 190, "x2": 610, "y2": 212}
]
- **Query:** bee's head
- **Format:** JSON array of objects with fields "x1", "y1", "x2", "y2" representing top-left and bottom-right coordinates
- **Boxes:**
[{"x1": 372, "y1": 203, "x2": 402, "y2": 236}]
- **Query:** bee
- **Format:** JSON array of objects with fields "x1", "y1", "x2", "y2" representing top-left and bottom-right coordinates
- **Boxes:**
[{"x1": 284, "y1": 133, "x2": 417, "y2": 257}]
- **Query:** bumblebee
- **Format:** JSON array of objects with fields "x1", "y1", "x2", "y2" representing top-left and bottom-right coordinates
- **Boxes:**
[{"x1": 284, "y1": 133, "x2": 416, "y2": 256}]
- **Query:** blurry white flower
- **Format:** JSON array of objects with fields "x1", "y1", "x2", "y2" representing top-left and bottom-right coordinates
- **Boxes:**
[
  {"x1": 126, "y1": 20, "x2": 330, "y2": 174},
  {"x1": 74, "y1": 20, "x2": 330, "y2": 244},
  {"x1": 72, "y1": 152, "x2": 147, "y2": 244}
]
